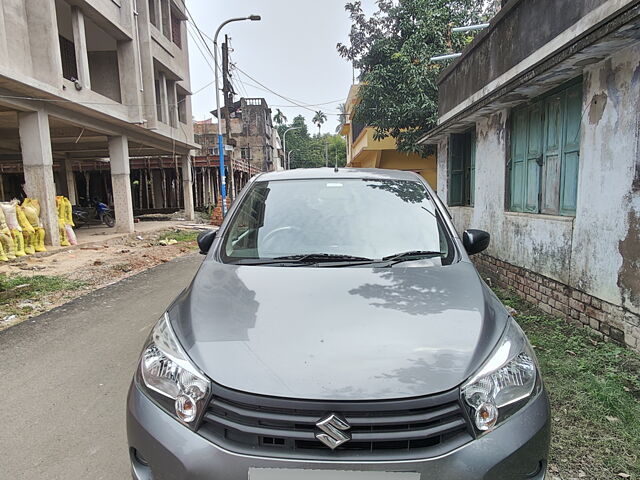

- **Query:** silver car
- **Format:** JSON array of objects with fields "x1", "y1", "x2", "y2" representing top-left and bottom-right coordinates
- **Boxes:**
[{"x1": 127, "y1": 168, "x2": 550, "y2": 480}]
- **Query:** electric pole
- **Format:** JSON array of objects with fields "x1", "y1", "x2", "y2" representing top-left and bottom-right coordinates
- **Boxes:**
[{"x1": 222, "y1": 36, "x2": 236, "y2": 200}]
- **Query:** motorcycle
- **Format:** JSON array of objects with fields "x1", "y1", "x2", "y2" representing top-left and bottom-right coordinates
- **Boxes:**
[{"x1": 72, "y1": 200, "x2": 115, "y2": 228}]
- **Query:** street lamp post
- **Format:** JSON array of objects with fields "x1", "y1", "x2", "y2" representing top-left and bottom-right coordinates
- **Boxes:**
[
  {"x1": 214, "y1": 15, "x2": 261, "y2": 217},
  {"x1": 282, "y1": 126, "x2": 301, "y2": 170}
]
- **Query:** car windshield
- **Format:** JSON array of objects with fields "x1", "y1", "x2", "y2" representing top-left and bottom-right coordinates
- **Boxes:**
[{"x1": 221, "y1": 178, "x2": 454, "y2": 265}]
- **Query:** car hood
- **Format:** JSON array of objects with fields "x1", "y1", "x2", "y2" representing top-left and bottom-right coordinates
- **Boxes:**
[{"x1": 171, "y1": 260, "x2": 508, "y2": 401}]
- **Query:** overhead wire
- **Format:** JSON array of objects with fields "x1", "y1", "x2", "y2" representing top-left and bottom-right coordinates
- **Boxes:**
[{"x1": 179, "y1": 3, "x2": 345, "y2": 116}]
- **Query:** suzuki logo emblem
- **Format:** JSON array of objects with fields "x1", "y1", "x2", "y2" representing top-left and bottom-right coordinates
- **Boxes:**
[{"x1": 315, "y1": 413, "x2": 351, "y2": 449}]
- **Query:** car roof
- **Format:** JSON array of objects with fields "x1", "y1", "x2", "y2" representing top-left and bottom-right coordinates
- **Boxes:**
[{"x1": 255, "y1": 168, "x2": 423, "y2": 182}]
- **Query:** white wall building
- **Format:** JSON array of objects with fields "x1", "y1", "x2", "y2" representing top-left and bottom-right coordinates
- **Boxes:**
[{"x1": 420, "y1": 0, "x2": 640, "y2": 351}]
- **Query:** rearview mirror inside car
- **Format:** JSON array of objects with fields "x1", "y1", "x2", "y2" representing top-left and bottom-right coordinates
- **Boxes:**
[
  {"x1": 197, "y1": 230, "x2": 217, "y2": 255},
  {"x1": 463, "y1": 229, "x2": 490, "y2": 255}
]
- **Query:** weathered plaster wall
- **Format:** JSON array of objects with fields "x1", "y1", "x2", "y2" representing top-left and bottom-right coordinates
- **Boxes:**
[
  {"x1": 443, "y1": 44, "x2": 640, "y2": 348},
  {"x1": 571, "y1": 44, "x2": 640, "y2": 315},
  {"x1": 436, "y1": 138, "x2": 449, "y2": 204},
  {"x1": 1, "y1": 0, "x2": 34, "y2": 76}
]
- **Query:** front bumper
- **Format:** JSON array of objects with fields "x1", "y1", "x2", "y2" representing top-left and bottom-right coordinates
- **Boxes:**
[{"x1": 126, "y1": 383, "x2": 550, "y2": 480}]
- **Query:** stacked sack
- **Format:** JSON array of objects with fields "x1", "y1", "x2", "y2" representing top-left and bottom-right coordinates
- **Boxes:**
[
  {"x1": 0, "y1": 201, "x2": 26, "y2": 257},
  {"x1": 0, "y1": 199, "x2": 49, "y2": 260},
  {"x1": 56, "y1": 196, "x2": 76, "y2": 246},
  {"x1": 21, "y1": 198, "x2": 47, "y2": 253}
]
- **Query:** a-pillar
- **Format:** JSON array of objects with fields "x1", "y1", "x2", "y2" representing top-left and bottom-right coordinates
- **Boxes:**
[
  {"x1": 108, "y1": 136, "x2": 135, "y2": 233},
  {"x1": 18, "y1": 109, "x2": 60, "y2": 246},
  {"x1": 181, "y1": 154, "x2": 195, "y2": 221}
]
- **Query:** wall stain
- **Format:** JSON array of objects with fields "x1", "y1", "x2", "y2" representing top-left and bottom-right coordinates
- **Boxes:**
[
  {"x1": 633, "y1": 61, "x2": 640, "y2": 193},
  {"x1": 588, "y1": 93, "x2": 608, "y2": 124},
  {"x1": 618, "y1": 209, "x2": 640, "y2": 309}
]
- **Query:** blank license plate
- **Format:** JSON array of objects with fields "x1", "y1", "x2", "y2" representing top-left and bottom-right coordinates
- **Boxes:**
[{"x1": 249, "y1": 468, "x2": 420, "y2": 480}]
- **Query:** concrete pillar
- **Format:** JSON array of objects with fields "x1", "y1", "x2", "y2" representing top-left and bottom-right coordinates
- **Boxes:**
[
  {"x1": 108, "y1": 136, "x2": 135, "y2": 233},
  {"x1": 18, "y1": 110, "x2": 60, "y2": 246},
  {"x1": 63, "y1": 157, "x2": 77, "y2": 205},
  {"x1": 181, "y1": 155, "x2": 195, "y2": 221},
  {"x1": 71, "y1": 6, "x2": 91, "y2": 89},
  {"x1": 118, "y1": 37, "x2": 143, "y2": 120},
  {"x1": 158, "y1": 71, "x2": 170, "y2": 124}
]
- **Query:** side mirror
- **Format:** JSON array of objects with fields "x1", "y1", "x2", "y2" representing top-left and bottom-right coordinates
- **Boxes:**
[
  {"x1": 197, "y1": 229, "x2": 217, "y2": 255},
  {"x1": 463, "y1": 229, "x2": 490, "y2": 255}
]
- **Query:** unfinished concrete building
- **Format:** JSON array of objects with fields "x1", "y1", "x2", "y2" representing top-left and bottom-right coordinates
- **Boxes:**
[
  {"x1": 0, "y1": 0, "x2": 197, "y2": 245},
  {"x1": 420, "y1": 0, "x2": 640, "y2": 350},
  {"x1": 216, "y1": 98, "x2": 284, "y2": 174}
]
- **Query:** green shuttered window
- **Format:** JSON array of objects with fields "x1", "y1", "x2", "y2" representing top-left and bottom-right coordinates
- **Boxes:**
[
  {"x1": 448, "y1": 129, "x2": 476, "y2": 207},
  {"x1": 509, "y1": 81, "x2": 582, "y2": 216}
]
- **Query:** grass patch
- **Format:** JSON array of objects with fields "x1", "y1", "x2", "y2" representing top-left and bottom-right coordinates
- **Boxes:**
[
  {"x1": 0, "y1": 275, "x2": 86, "y2": 304},
  {"x1": 158, "y1": 229, "x2": 199, "y2": 243},
  {"x1": 495, "y1": 287, "x2": 640, "y2": 479}
]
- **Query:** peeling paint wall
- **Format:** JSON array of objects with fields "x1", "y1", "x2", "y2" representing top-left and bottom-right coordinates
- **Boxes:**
[
  {"x1": 571, "y1": 44, "x2": 640, "y2": 314},
  {"x1": 436, "y1": 138, "x2": 449, "y2": 205},
  {"x1": 438, "y1": 44, "x2": 640, "y2": 348}
]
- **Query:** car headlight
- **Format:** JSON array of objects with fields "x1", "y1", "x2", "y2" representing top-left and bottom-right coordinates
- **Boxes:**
[
  {"x1": 462, "y1": 318, "x2": 540, "y2": 433},
  {"x1": 136, "y1": 313, "x2": 211, "y2": 429}
]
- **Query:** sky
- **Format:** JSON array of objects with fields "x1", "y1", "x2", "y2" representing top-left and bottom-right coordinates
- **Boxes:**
[{"x1": 185, "y1": 0, "x2": 376, "y2": 132}]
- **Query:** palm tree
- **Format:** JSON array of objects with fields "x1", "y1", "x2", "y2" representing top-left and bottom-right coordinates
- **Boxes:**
[
  {"x1": 273, "y1": 109, "x2": 287, "y2": 126},
  {"x1": 312, "y1": 110, "x2": 327, "y2": 137},
  {"x1": 335, "y1": 103, "x2": 347, "y2": 133}
]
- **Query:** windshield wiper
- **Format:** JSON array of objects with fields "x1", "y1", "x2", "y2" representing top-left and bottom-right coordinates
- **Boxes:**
[
  {"x1": 229, "y1": 253, "x2": 375, "y2": 266},
  {"x1": 273, "y1": 253, "x2": 374, "y2": 263},
  {"x1": 381, "y1": 250, "x2": 444, "y2": 265}
]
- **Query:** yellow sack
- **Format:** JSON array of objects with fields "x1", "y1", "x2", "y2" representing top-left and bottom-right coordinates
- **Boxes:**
[
  {"x1": 21, "y1": 199, "x2": 46, "y2": 252},
  {"x1": 55, "y1": 197, "x2": 70, "y2": 246},
  {"x1": 36, "y1": 227, "x2": 46, "y2": 252},
  {"x1": 0, "y1": 232, "x2": 16, "y2": 259},
  {"x1": 16, "y1": 205, "x2": 35, "y2": 255},
  {"x1": 63, "y1": 197, "x2": 74, "y2": 227},
  {"x1": 11, "y1": 229, "x2": 26, "y2": 257}
]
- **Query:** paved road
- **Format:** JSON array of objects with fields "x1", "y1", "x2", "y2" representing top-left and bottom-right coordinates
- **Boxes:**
[{"x1": 0, "y1": 254, "x2": 203, "y2": 480}]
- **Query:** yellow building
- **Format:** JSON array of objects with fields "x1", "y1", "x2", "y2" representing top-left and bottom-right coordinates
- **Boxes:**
[{"x1": 340, "y1": 85, "x2": 437, "y2": 189}]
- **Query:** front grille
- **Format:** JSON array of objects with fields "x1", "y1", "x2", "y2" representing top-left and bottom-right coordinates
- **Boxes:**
[{"x1": 198, "y1": 385, "x2": 473, "y2": 460}]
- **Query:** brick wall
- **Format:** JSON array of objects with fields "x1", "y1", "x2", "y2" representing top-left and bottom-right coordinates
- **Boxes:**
[
  {"x1": 474, "y1": 253, "x2": 640, "y2": 351},
  {"x1": 210, "y1": 195, "x2": 232, "y2": 226}
]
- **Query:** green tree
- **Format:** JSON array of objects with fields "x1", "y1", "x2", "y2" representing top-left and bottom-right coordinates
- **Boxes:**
[
  {"x1": 273, "y1": 109, "x2": 287, "y2": 126},
  {"x1": 337, "y1": 0, "x2": 483, "y2": 154},
  {"x1": 312, "y1": 110, "x2": 327, "y2": 137},
  {"x1": 277, "y1": 115, "x2": 347, "y2": 169}
]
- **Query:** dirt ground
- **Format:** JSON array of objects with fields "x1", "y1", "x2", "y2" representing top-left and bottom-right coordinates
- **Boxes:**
[{"x1": 0, "y1": 223, "x2": 213, "y2": 332}]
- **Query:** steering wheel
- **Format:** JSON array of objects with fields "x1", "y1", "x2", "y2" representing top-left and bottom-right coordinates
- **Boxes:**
[
  {"x1": 262, "y1": 226, "x2": 303, "y2": 244},
  {"x1": 260, "y1": 226, "x2": 305, "y2": 251}
]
